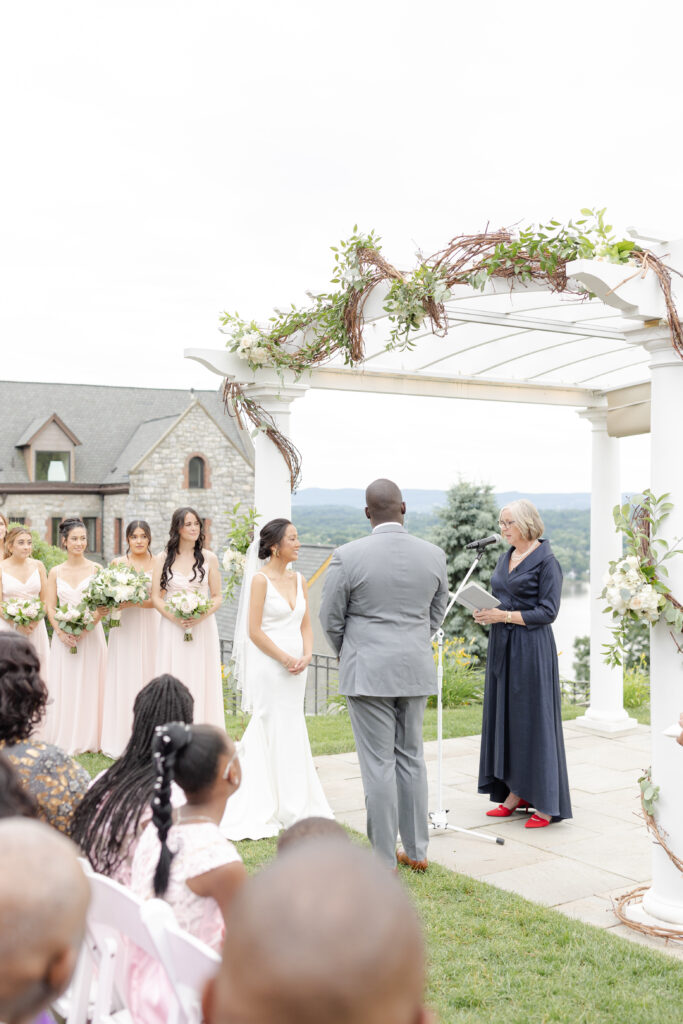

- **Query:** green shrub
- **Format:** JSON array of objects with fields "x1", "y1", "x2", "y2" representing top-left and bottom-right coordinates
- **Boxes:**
[
  {"x1": 427, "y1": 638, "x2": 484, "y2": 708},
  {"x1": 623, "y1": 656, "x2": 650, "y2": 709}
]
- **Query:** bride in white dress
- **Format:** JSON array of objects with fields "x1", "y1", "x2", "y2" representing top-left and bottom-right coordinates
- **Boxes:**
[{"x1": 221, "y1": 518, "x2": 333, "y2": 840}]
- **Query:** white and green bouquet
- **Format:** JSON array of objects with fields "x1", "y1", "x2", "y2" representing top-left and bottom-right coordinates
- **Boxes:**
[
  {"x1": 601, "y1": 555, "x2": 666, "y2": 626},
  {"x1": 165, "y1": 590, "x2": 212, "y2": 642},
  {"x1": 83, "y1": 565, "x2": 150, "y2": 627},
  {"x1": 1, "y1": 598, "x2": 46, "y2": 629},
  {"x1": 222, "y1": 503, "x2": 259, "y2": 601},
  {"x1": 53, "y1": 601, "x2": 96, "y2": 654}
]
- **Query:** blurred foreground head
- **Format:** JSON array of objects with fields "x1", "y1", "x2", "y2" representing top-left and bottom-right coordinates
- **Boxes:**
[
  {"x1": 0, "y1": 819, "x2": 90, "y2": 1024},
  {"x1": 204, "y1": 839, "x2": 428, "y2": 1024}
]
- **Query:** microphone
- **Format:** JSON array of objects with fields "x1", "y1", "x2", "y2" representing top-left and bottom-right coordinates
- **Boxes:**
[{"x1": 465, "y1": 533, "x2": 502, "y2": 550}]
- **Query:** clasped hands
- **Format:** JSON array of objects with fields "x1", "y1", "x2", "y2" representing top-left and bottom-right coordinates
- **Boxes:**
[{"x1": 283, "y1": 653, "x2": 311, "y2": 675}]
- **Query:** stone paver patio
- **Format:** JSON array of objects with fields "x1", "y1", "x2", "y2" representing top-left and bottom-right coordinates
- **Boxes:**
[{"x1": 315, "y1": 722, "x2": 683, "y2": 961}]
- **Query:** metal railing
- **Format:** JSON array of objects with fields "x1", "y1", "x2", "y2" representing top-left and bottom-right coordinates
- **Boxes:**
[{"x1": 220, "y1": 639, "x2": 340, "y2": 716}]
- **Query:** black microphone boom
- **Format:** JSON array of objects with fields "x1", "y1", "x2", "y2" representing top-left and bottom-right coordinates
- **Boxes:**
[{"x1": 465, "y1": 533, "x2": 502, "y2": 550}]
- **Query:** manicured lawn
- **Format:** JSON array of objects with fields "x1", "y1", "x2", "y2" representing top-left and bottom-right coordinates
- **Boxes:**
[
  {"x1": 235, "y1": 829, "x2": 683, "y2": 1024},
  {"x1": 77, "y1": 702, "x2": 651, "y2": 775}
]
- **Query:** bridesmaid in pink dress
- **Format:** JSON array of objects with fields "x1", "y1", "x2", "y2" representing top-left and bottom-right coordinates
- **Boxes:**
[
  {"x1": 45, "y1": 517, "x2": 108, "y2": 754},
  {"x1": 151, "y1": 508, "x2": 225, "y2": 730},
  {"x1": 0, "y1": 526, "x2": 50, "y2": 688},
  {"x1": 101, "y1": 520, "x2": 160, "y2": 758}
]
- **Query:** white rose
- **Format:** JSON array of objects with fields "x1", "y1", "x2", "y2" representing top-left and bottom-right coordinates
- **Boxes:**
[
  {"x1": 628, "y1": 593, "x2": 645, "y2": 612},
  {"x1": 249, "y1": 346, "x2": 270, "y2": 365},
  {"x1": 6, "y1": 603, "x2": 20, "y2": 617},
  {"x1": 602, "y1": 570, "x2": 615, "y2": 587},
  {"x1": 222, "y1": 549, "x2": 235, "y2": 570},
  {"x1": 625, "y1": 556, "x2": 640, "y2": 569}
]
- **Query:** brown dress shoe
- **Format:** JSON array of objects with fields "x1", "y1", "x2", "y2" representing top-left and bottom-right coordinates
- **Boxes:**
[{"x1": 396, "y1": 850, "x2": 428, "y2": 872}]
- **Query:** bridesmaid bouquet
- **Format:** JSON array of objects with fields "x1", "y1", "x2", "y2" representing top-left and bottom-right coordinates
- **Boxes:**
[
  {"x1": 165, "y1": 590, "x2": 212, "y2": 642},
  {"x1": 83, "y1": 565, "x2": 150, "y2": 627},
  {"x1": 53, "y1": 601, "x2": 96, "y2": 654},
  {"x1": 1, "y1": 598, "x2": 46, "y2": 628}
]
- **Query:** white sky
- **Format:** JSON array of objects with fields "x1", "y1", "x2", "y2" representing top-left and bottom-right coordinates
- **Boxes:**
[{"x1": 2, "y1": 1, "x2": 679, "y2": 493}]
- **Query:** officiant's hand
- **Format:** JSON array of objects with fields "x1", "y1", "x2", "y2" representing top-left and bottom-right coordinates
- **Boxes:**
[{"x1": 473, "y1": 607, "x2": 506, "y2": 625}]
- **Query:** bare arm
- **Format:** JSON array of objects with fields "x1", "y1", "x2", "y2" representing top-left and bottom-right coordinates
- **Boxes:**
[
  {"x1": 288, "y1": 576, "x2": 312, "y2": 675},
  {"x1": 46, "y1": 568, "x2": 80, "y2": 648},
  {"x1": 151, "y1": 554, "x2": 181, "y2": 625},
  {"x1": 186, "y1": 860, "x2": 247, "y2": 925},
  {"x1": 195, "y1": 551, "x2": 223, "y2": 622},
  {"x1": 248, "y1": 575, "x2": 298, "y2": 669}
]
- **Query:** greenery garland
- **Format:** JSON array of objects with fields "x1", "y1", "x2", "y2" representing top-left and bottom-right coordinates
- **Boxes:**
[
  {"x1": 219, "y1": 209, "x2": 683, "y2": 490},
  {"x1": 601, "y1": 490, "x2": 683, "y2": 665}
]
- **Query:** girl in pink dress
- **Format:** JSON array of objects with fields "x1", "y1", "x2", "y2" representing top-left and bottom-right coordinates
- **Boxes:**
[
  {"x1": 129, "y1": 722, "x2": 245, "y2": 1024},
  {"x1": 45, "y1": 518, "x2": 108, "y2": 754},
  {"x1": 0, "y1": 527, "x2": 50, "y2": 689},
  {"x1": 101, "y1": 521, "x2": 160, "y2": 758},
  {"x1": 151, "y1": 508, "x2": 224, "y2": 730}
]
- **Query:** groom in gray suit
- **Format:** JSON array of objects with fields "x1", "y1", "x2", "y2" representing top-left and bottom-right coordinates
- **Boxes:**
[{"x1": 320, "y1": 479, "x2": 449, "y2": 870}]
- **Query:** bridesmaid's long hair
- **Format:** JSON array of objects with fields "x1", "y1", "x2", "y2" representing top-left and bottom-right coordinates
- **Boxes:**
[
  {"x1": 70, "y1": 675, "x2": 194, "y2": 876},
  {"x1": 160, "y1": 507, "x2": 205, "y2": 591},
  {"x1": 125, "y1": 519, "x2": 152, "y2": 556}
]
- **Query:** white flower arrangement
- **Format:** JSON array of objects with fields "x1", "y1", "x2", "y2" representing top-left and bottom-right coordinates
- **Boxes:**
[
  {"x1": 601, "y1": 556, "x2": 666, "y2": 625},
  {"x1": 1, "y1": 598, "x2": 46, "y2": 628},
  {"x1": 53, "y1": 602, "x2": 96, "y2": 653},
  {"x1": 82, "y1": 565, "x2": 150, "y2": 627},
  {"x1": 224, "y1": 319, "x2": 274, "y2": 369},
  {"x1": 165, "y1": 589, "x2": 212, "y2": 642}
]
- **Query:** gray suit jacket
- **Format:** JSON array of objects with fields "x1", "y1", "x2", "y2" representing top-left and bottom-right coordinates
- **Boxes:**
[{"x1": 319, "y1": 525, "x2": 449, "y2": 698}]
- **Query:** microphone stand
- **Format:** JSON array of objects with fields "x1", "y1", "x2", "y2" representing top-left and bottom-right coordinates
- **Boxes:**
[{"x1": 428, "y1": 543, "x2": 505, "y2": 846}]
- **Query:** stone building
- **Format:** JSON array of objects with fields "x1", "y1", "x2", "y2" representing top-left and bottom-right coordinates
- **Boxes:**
[{"x1": 0, "y1": 381, "x2": 254, "y2": 567}]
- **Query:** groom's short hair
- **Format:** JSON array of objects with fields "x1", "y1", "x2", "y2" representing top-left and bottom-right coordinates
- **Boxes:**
[{"x1": 204, "y1": 839, "x2": 427, "y2": 1024}]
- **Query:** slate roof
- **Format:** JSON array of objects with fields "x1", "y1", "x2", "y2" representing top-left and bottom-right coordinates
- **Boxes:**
[{"x1": 0, "y1": 381, "x2": 253, "y2": 485}]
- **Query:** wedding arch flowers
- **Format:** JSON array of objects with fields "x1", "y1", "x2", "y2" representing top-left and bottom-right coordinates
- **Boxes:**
[{"x1": 601, "y1": 490, "x2": 683, "y2": 666}]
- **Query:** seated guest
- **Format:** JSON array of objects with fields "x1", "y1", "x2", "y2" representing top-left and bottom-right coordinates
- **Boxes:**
[
  {"x1": 128, "y1": 723, "x2": 246, "y2": 1024},
  {"x1": 276, "y1": 815, "x2": 349, "y2": 854},
  {"x1": 0, "y1": 818, "x2": 90, "y2": 1024},
  {"x1": 0, "y1": 633, "x2": 89, "y2": 834},
  {"x1": 0, "y1": 750, "x2": 38, "y2": 820},
  {"x1": 203, "y1": 839, "x2": 430, "y2": 1024},
  {"x1": 70, "y1": 674, "x2": 194, "y2": 884}
]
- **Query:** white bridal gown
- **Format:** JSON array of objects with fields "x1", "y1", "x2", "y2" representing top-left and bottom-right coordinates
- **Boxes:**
[{"x1": 221, "y1": 571, "x2": 333, "y2": 840}]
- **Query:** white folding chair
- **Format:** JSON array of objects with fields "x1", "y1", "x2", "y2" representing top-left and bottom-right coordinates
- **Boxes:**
[
  {"x1": 56, "y1": 865, "x2": 183, "y2": 1024},
  {"x1": 140, "y1": 899, "x2": 221, "y2": 1024}
]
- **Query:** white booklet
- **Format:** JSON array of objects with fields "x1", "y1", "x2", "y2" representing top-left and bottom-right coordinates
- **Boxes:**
[{"x1": 455, "y1": 582, "x2": 501, "y2": 613}]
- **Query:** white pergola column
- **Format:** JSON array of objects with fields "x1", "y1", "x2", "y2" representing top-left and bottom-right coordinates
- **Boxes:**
[
  {"x1": 184, "y1": 348, "x2": 309, "y2": 525},
  {"x1": 629, "y1": 329, "x2": 683, "y2": 926},
  {"x1": 575, "y1": 407, "x2": 636, "y2": 735}
]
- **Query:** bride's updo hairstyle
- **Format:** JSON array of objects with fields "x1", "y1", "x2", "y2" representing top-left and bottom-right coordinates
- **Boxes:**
[
  {"x1": 150, "y1": 722, "x2": 230, "y2": 897},
  {"x1": 258, "y1": 519, "x2": 292, "y2": 561},
  {"x1": 160, "y1": 507, "x2": 205, "y2": 591},
  {"x1": 59, "y1": 517, "x2": 86, "y2": 549}
]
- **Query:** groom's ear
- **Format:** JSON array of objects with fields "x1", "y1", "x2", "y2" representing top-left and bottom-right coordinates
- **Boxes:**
[
  {"x1": 364, "y1": 507, "x2": 371, "y2": 520},
  {"x1": 401, "y1": 501, "x2": 406, "y2": 515}
]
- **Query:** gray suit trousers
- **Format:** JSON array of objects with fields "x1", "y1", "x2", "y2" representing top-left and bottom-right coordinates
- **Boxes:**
[{"x1": 347, "y1": 694, "x2": 429, "y2": 866}]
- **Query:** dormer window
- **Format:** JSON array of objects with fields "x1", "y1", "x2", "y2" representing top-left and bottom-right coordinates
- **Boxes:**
[{"x1": 35, "y1": 451, "x2": 70, "y2": 482}]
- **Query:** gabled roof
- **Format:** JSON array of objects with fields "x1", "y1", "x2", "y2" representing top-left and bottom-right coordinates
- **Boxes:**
[
  {"x1": 15, "y1": 412, "x2": 82, "y2": 448},
  {"x1": 0, "y1": 381, "x2": 253, "y2": 485}
]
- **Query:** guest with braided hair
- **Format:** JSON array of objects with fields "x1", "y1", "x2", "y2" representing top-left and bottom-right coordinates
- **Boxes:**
[
  {"x1": 129, "y1": 723, "x2": 245, "y2": 1024},
  {"x1": 70, "y1": 674, "x2": 194, "y2": 885}
]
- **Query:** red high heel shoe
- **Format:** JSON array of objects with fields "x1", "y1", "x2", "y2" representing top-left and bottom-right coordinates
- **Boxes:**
[
  {"x1": 486, "y1": 798, "x2": 531, "y2": 817},
  {"x1": 525, "y1": 813, "x2": 551, "y2": 829}
]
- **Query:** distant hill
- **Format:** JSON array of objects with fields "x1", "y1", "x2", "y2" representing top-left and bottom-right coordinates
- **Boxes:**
[{"x1": 292, "y1": 488, "x2": 592, "y2": 512}]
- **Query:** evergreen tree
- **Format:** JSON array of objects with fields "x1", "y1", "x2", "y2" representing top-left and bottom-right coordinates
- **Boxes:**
[{"x1": 433, "y1": 480, "x2": 501, "y2": 661}]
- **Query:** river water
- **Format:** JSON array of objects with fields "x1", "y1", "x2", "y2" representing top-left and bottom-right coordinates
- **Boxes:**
[{"x1": 553, "y1": 581, "x2": 592, "y2": 680}]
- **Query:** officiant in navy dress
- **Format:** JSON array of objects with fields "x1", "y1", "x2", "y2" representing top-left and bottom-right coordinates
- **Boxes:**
[{"x1": 473, "y1": 499, "x2": 571, "y2": 828}]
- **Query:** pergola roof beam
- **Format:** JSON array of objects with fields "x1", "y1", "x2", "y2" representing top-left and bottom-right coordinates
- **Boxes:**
[
  {"x1": 576, "y1": 358, "x2": 651, "y2": 385},
  {"x1": 526, "y1": 346, "x2": 637, "y2": 380},
  {"x1": 445, "y1": 309, "x2": 625, "y2": 339}
]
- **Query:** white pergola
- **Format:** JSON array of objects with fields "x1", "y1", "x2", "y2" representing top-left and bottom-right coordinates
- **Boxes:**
[{"x1": 187, "y1": 226, "x2": 683, "y2": 930}]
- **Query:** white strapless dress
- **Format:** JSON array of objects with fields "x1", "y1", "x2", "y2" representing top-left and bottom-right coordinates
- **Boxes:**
[{"x1": 221, "y1": 572, "x2": 333, "y2": 841}]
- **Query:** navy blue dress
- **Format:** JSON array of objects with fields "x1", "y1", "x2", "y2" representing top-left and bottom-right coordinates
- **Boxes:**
[{"x1": 477, "y1": 540, "x2": 572, "y2": 820}]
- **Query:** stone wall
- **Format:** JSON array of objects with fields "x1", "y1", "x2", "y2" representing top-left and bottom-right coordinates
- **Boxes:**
[{"x1": 2, "y1": 492, "x2": 106, "y2": 559}]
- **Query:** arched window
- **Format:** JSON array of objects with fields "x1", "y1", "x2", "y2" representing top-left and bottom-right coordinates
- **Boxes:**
[{"x1": 188, "y1": 456, "x2": 206, "y2": 489}]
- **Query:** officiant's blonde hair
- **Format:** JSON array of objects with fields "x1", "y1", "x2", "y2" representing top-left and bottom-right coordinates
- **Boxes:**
[{"x1": 502, "y1": 500, "x2": 544, "y2": 541}]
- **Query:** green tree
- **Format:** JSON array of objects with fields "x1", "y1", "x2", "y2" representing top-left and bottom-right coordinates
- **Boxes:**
[{"x1": 432, "y1": 481, "x2": 501, "y2": 661}]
